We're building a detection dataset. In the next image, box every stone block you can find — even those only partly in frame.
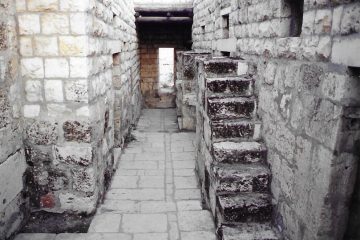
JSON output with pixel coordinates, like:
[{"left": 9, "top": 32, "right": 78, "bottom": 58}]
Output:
[
  {"left": 41, "top": 13, "right": 69, "bottom": 35},
  {"left": 70, "top": 58, "right": 89, "bottom": 78},
  {"left": 23, "top": 105, "right": 40, "bottom": 118},
  {"left": 122, "top": 214, "right": 167, "bottom": 233},
  {"left": 59, "top": 36, "right": 88, "bottom": 56},
  {"left": 44, "top": 80, "right": 64, "bottom": 102},
  {"left": 54, "top": 145, "right": 93, "bottom": 166},
  {"left": 59, "top": 0, "right": 90, "bottom": 11},
  {"left": 64, "top": 80, "right": 88, "bottom": 102},
  {"left": 45, "top": 58, "right": 69, "bottom": 78},
  {"left": 63, "top": 121, "right": 91, "bottom": 143},
  {"left": 27, "top": 0, "right": 58, "bottom": 12},
  {"left": 0, "top": 151, "right": 26, "bottom": 213},
  {"left": 18, "top": 14, "right": 40, "bottom": 35},
  {"left": 59, "top": 192, "right": 96, "bottom": 214},
  {"left": 332, "top": 36, "right": 360, "bottom": 67},
  {"left": 25, "top": 80, "right": 43, "bottom": 102},
  {"left": 20, "top": 37, "right": 33, "bottom": 56},
  {"left": 72, "top": 167, "right": 96, "bottom": 193},
  {"left": 21, "top": 58, "right": 44, "bottom": 78},
  {"left": 34, "top": 37, "right": 58, "bottom": 56},
  {"left": 207, "top": 97, "right": 256, "bottom": 120},
  {"left": 26, "top": 121, "right": 58, "bottom": 145}
]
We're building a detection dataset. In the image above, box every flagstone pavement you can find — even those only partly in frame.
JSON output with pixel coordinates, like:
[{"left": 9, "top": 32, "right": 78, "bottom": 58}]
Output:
[{"left": 15, "top": 109, "right": 216, "bottom": 240}]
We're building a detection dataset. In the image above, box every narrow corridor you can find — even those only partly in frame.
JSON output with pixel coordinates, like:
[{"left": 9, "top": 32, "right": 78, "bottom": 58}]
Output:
[{"left": 15, "top": 109, "right": 216, "bottom": 240}]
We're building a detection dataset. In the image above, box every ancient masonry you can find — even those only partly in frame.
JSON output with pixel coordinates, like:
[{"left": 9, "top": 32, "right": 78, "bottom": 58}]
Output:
[{"left": 0, "top": 0, "right": 360, "bottom": 239}]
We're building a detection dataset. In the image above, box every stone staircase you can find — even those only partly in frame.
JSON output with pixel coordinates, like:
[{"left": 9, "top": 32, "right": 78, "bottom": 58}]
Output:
[{"left": 195, "top": 57, "right": 281, "bottom": 240}]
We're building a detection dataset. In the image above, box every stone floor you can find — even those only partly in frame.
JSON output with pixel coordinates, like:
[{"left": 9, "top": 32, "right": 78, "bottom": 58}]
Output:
[{"left": 15, "top": 109, "right": 216, "bottom": 240}]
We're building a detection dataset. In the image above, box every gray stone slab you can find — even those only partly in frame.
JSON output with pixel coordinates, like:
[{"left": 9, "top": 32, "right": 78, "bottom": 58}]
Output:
[
  {"left": 88, "top": 213, "right": 122, "bottom": 233},
  {"left": 178, "top": 211, "right": 215, "bottom": 231},
  {"left": 181, "top": 231, "right": 216, "bottom": 240},
  {"left": 122, "top": 214, "right": 168, "bottom": 233}
]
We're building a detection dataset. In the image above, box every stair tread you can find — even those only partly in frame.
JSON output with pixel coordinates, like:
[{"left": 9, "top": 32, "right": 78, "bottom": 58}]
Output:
[
  {"left": 222, "top": 223, "right": 280, "bottom": 240},
  {"left": 213, "top": 141, "right": 266, "bottom": 152}
]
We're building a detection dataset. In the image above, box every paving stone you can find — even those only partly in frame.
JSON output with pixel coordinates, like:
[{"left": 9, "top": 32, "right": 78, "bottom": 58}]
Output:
[
  {"left": 177, "top": 200, "right": 203, "bottom": 211},
  {"left": 174, "top": 176, "right": 198, "bottom": 189},
  {"left": 173, "top": 161, "right": 195, "bottom": 169},
  {"left": 119, "top": 161, "right": 158, "bottom": 170},
  {"left": 14, "top": 234, "right": 56, "bottom": 240},
  {"left": 106, "top": 189, "right": 165, "bottom": 201},
  {"left": 172, "top": 152, "right": 196, "bottom": 161},
  {"left": 181, "top": 231, "right": 217, "bottom": 240},
  {"left": 174, "top": 169, "right": 195, "bottom": 176},
  {"left": 139, "top": 176, "right": 164, "bottom": 188},
  {"left": 122, "top": 214, "right": 168, "bottom": 233},
  {"left": 101, "top": 200, "right": 139, "bottom": 213},
  {"left": 88, "top": 213, "right": 121, "bottom": 233},
  {"left": 178, "top": 211, "right": 215, "bottom": 231},
  {"left": 175, "top": 189, "right": 201, "bottom": 200},
  {"left": 111, "top": 176, "right": 138, "bottom": 189},
  {"left": 135, "top": 153, "right": 165, "bottom": 161},
  {"left": 134, "top": 233, "right": 168, "bottom": 240},
  {"left": 140, "top": 201, "right": 176, "bottom": 213}
]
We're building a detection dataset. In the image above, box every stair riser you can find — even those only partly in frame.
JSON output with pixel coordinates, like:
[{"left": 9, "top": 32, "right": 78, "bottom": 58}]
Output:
[
  {"left": 207, "top": 79, "right": 253, "bottom": 96},
  {"left": 207, "top": 99, "right": 256, "bottom": 120},
  {"left": 214, "top": 174, "right": 271, "bottom": 194},
  {"left": 213, "top": 149, "right": 267, "bottom": 164},
  {"left": 216, "top": 198, "right": 272, "bottom": 223},
  {"left": 204, "top": 62, "right": 239, "bottom": 77},
  {"left": 211, "top": 122, "right": 261, "bottom": 140}
]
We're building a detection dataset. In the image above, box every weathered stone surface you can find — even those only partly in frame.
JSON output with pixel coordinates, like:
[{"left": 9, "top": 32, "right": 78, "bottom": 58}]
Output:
[
  {"left": 54, "top": 145, "right": 93, "bottom": 166},
  {"left": 213, "top": 164, "right": 271, "bottom": 193},
  {"left": 207, "top": 97, "right": 256, "bottom": 120},
  {"left": 206, "top": 76, "right": 253, "bottom": 96},
  {"left": 63, "top": 121, "right": 91, "bottom": 143},
  {"left": 221, "top": 223, "right": 280, "bottom": 240},
  {"left": 213, "top": 141, "right": 266, "bottom": 164},
  {"left": 26, "top": 121, "right": 58, "bottom": 145},
  {"left": 211, "top": 120, "right": 258, "bottom": 139},
  {"left": 217, "top": 193, "right": 272, "bottom": 223}
]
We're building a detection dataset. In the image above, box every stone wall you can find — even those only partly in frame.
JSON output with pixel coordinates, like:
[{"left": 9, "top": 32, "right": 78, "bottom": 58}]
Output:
[
  {"left": 192, "top": 0, "right": 360, "bottom": 239},
  {"left": 17, "top": 0, "right": 141, "bottom": 217},
  {"left": 0, "top": 1, "right": 27, "bottom": 239}
]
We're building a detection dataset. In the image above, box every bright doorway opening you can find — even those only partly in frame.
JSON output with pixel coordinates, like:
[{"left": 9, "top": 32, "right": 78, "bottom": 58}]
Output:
[{"left": 159, "top": 48, "right": 175, "bottom": 94}]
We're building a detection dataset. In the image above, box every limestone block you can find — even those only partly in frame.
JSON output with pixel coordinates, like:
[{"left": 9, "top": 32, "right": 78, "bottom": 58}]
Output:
[
  {"left": 331, "top": 6, "right": 343, "bottom": 35},
  {"left": 314, "top": 9, "right": 332, "bottom": 34},
  {"left": 70, "top": 57, "right": 89, "bottom": 78},
  {"left": 60, "top": 0, "right": 90, "bottom": 11},
  {"left": 70, "top": 13, "right": 90, "bottom": 35},
  {"left": 45, "top": 58, "right": 69, "bottom": 78},
  {"left": 59, "top": 36, "right": 88, "bottom": 56},
  {"left": 21, "top": 58, "right": 44, "bottom": 78},
  {"left": 18, "top": 14, "right": 40, "bottom": 35},
  {"left": 54, "top": 145, "right": 93, "bottom": 166},
  {"left": 63, "top": 121, "right": 91, "bottom": 143},
  {"left": 64, "top": 80, "right": 88, "bottom": 102},
  {"left": 34, "top": 37, "right": 58, "bottom": 56},
  {"left": 72, "top": 167, "right": 96, "bottom": 193},
  {"left": 26, "top": 121, "right": 58, "bottom": 145},
  {"left": 332, "top": 36, "right": 360, "bottom": 67},
  {"left": 47, "top": 104, "right": 72, "bottom": 117},
  {"left": 16, "top": 0, "right": 27, "bottom": 11},
  {"left": 19, "top": 37, "right": 33, "bottom": 56},
  {"left": 23, "top": 104, "right": 40, "bottom": 118},
  {"left": 302, "top": 11, "right": 315, "bottom": 35},
  {"left": 0, "top": 151, "right": 26, "bottom": 213},
  {"left": 41, "top": 13, "right": 69, "bottom": 35},
  {"left": 25, "top": 80, "right": 43, "bottom": 102},
  {"left": 44, "top": 80, "right": 64, "bottom": 102},
  {"left": 27, "top": 0, "right": 58, "bottom": 12},
  {"left": 340, "top": 4, "right": 360, "bottom": 35},
  {"left": 76, "top": 106, "right": 90, "bottom": 117},
  {"left": 59, "top": 192, "right": 96, "bottom": 214}
]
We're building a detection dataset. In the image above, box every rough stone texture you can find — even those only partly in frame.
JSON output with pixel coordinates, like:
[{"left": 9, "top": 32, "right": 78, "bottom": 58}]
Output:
[
  {"left": 192, "top": 0, "right": 360, "bottom": 239},
  {"left": 0, "top": 0, "right": 28, "bottom": 239},
  {"left": 15, "top": 0, "right": 142, "bottom": 223}
]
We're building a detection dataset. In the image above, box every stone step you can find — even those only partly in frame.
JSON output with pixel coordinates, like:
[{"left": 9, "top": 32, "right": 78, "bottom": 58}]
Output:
[
  {"left": 213, "top": 141, "right": 267, "bottom": 164},
  {"left": 216, "top": 193, "right": 272, "bottom": 224},
  {"left": 206, "top": 76, "right": 254, "bottom": 97},
  {"left": 220, "top": 223, "right": 281, "bottom": 240},
  {"left": 207, "top": 97, "right": 256, "bottom": 120},
  {"left": 203, "top": 58, "right": 253, "bottom": 77},
  {"left": 211, "top": 119, "right": 261, "bottom": 140},
  {"left": 212, "top": 163, "right": 271, "bottom": 194}
]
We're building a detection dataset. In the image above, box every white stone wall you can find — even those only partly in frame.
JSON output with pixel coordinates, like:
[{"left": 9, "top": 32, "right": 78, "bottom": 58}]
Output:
[
  {"left": 16, "top": 0, "right": 141, "bottom": 217},
  {"left": 0, "top": 1, "right": 27, "bottom": 239},
  {"left": 192, "top": 0, "right": 360, "bottom": 239}
]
